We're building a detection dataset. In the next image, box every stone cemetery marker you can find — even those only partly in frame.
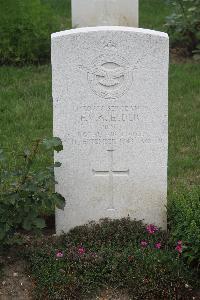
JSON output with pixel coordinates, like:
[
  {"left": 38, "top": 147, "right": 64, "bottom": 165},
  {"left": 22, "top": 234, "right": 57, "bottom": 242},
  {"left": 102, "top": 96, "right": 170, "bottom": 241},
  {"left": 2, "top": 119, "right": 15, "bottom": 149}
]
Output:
[
  {"left": 72, "top": 0, "right": 138, "bottom": 28},
  {"left": 52, "top": 27, "right": 169, "bottom": 233}
]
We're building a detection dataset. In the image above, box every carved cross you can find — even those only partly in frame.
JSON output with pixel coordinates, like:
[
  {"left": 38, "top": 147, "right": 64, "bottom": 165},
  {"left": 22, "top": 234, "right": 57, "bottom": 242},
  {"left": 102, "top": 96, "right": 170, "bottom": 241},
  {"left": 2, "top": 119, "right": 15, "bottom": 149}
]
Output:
[{"left": 92, "top": 150, "right": 129, "bottom": 210}]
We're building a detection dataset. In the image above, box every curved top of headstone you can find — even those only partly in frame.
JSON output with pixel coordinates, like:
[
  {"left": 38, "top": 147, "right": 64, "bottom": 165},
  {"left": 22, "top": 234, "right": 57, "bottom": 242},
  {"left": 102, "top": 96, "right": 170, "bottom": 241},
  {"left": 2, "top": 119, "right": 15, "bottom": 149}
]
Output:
[{"left": 51, "top": 26, "right": 168, "bottom": 40}]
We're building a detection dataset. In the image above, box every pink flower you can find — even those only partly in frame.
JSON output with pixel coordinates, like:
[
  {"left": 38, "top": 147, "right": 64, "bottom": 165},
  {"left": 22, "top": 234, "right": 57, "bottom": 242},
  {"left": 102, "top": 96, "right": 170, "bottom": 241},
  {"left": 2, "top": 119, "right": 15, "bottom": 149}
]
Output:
[
  {"left": 146, "top": 224, "right": 158, "bottom": 235},
  {"left": 175, "top": 241, "right": 182, "bottom": 254},
  {"left": 155, "top": 242, "right": 162, "bottom": 249},
  {"left": 141, "top": 240, "right": 148, "bottom": 248},
  {"left": 56, "top": 251, "right": 64, "bottom": 258},
  {"left": 78, "top": 247, "right": 85, "bottom": 255}
]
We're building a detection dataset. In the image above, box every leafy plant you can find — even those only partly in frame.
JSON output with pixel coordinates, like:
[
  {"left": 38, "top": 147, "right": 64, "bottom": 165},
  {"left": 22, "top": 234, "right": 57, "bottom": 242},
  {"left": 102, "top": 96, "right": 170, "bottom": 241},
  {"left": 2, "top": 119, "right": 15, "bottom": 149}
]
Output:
[
  {"left": 0, "top": 137, "right": 65, "bottom": 245},
  {"left": 0, "top": 0, "right": 64, "bottom": 65},
  {"left": 165, "top": 0, "right": 200, "bottom": 58},
  {"left": 24, "top": 219, "right": 199, "bottom": 300},
  {"left": 168, "top": 186, "right": 200, "bottom": 268}
]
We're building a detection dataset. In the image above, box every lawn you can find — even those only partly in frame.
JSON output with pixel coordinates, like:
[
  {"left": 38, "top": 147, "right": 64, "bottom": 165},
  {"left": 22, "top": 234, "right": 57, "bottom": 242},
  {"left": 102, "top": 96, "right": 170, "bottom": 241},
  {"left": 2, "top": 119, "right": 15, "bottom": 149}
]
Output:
[
  {"left": 0, "top": 65, "right": 52, "bottom": 168},
  {"left": 168, "top": 63, "right": 200, "bottom": 188}
]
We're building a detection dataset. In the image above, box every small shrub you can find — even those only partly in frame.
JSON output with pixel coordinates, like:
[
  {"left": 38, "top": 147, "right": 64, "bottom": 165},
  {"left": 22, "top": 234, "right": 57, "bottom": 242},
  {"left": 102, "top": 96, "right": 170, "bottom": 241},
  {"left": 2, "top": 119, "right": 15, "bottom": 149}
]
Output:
[
  {"left": 0, "top": 0, "right": 62, "bottom": 65},
  {"left": 168, "top": 186, "right": 200, "bottom": 268},
  {"left": 0, "top": 137, "right": 65, "bottom": 246},
  {"left": 25, "top": 219, "right": 199, "bottom": 300},
  {"left": 165, "top": 0, "right": 200, "bottom": 58}
]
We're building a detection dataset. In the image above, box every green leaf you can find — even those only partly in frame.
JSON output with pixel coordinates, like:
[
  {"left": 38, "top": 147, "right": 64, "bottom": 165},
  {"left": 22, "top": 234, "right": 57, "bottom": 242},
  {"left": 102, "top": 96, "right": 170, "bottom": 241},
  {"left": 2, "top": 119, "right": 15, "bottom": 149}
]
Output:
[
  {"left": 33, "top": 218, "right": 46, "bottom": 229},
  {"left": 54, "top": 161, "right": 62, "bottom": 167},
  {"left": 0, "top": 138, "right": 66, "bottom": 245},
  {"left": 8, "top": 193, "right": 19, "bottom": 205},
  {"left": 188, "top": 7, "right": 196, "bottom": 12},
  {"left": 42, "top": 137, "right": 63, "bottom": 152},
  {"left": 193, "top": 54, "right": 200, "bottom": 60},
  {"left": 22, "top": 218, "right": 32, "bottom": 231},
  {"left": 54, "top": 193, "right": 66, "bottom": 210}
]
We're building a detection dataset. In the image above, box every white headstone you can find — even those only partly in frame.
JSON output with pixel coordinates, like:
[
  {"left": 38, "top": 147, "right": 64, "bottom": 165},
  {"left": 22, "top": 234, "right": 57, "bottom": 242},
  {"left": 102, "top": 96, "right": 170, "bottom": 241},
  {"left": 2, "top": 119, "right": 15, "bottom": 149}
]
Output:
[
  {"left": 72, "top": 0, "right": 138, "bottom": 28},
  {"left": 52, "top": 27, "right": 169, "bottom": 233}
]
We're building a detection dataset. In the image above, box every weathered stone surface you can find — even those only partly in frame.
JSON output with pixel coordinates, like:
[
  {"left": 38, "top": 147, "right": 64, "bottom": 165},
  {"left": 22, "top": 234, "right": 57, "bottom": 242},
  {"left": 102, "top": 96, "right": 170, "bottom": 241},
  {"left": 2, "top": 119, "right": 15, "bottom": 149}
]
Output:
[
  {"left": 72, "top": 0, "right": 138, "bottom": 28},
  {"left": 52, "top": 27, "right": 169, "bottom": 233}
]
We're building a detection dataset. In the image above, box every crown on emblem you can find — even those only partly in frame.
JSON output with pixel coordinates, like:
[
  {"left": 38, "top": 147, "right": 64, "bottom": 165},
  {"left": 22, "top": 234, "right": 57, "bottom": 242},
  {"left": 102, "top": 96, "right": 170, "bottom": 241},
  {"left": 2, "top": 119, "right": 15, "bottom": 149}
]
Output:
[{"left": 104, "top": 41, "right": 117, "bottom": 50}]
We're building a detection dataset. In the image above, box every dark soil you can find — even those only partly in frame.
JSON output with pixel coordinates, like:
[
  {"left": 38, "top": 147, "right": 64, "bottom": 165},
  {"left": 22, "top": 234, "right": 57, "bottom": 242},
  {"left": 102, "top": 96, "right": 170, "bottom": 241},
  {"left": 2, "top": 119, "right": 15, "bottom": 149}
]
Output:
[
  {"left": 0, "top": 259, "right": 33, "bottom": 300},
  {"left": 0, "top": 255, "right": 130, "bottom": 300}
]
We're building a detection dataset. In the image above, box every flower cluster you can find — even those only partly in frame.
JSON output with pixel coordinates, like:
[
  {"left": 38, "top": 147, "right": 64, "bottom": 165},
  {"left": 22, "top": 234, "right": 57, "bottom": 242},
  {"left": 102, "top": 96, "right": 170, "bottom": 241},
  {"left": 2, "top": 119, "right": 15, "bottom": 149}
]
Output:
[
  {"left": 140, "top": 224, "right": 161, "bottom": 250},
  {"left": 78, "top": 246, "right": 85, "bottom": 255},
  {"left": 146, "top": 224, "right": 158, "bottom": 234},
  {"left": 140, "top": 240, "right": 162, "bottom": 249},
  {"left": 175, "top": 240, "right": 182, "bottom": 254},
  {"left": 139, "top": 224, "right": 183, "bottom": 255},
  {"left": 155, "top": 242, "right": 162, "bottom": 249},
  {"left": 55, "top": 225, "right": 183, "bottom": 261},
  {"left": 56, "top": 246, "right": 86, "bottom": 259},
  {"left": 141, "top": 240, "right": 148, "bottom": 248},
  {"left": 56, "top": 251, "right": 64, "bottom": 258}
]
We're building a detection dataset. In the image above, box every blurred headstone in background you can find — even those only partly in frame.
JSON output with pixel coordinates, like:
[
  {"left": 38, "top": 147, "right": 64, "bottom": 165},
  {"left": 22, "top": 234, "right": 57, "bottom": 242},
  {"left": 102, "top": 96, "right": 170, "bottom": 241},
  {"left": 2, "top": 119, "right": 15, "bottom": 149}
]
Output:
[{"left": 72, "top": 0, "right": 138, "bottom": 28}]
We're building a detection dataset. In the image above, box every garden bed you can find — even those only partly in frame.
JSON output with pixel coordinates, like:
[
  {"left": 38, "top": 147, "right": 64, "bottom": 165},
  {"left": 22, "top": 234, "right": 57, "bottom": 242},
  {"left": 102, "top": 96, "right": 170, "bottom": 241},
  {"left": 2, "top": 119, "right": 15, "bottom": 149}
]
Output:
[{"left": 1, "top": 219, "right": 199, "bottom": 300}]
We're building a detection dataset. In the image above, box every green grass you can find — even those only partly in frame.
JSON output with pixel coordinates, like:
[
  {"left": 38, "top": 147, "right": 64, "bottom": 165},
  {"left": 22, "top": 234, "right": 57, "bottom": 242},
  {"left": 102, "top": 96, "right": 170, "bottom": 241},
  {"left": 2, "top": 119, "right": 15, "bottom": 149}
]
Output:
[
  {"left": 0, "top": 65, "right": 52, "bottom": 167},
  {"left": 169, "top": 63, "right": 200, "bottom": 187},
  {"left": 140, "top": 0, "right": 172, "bottom": 31},
  {"left": 42, "top": 0, "right": 70, "bottom": 16},
  {"left": 42, "top": 0, "right": 71, "bottom": 28}
]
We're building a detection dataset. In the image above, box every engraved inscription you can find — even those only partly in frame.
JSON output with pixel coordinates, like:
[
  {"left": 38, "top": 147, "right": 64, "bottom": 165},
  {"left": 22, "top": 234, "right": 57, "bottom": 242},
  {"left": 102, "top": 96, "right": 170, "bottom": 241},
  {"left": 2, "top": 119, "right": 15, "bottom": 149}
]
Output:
[
  {"left": 93, "top": 149, "right": 129, "bottom": 210},
  {"left": 64, "top": 104, "right": 166, "bottom": 146},
  {"left": 77, "top": 104, "right": 142, "bottom": 123}
]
